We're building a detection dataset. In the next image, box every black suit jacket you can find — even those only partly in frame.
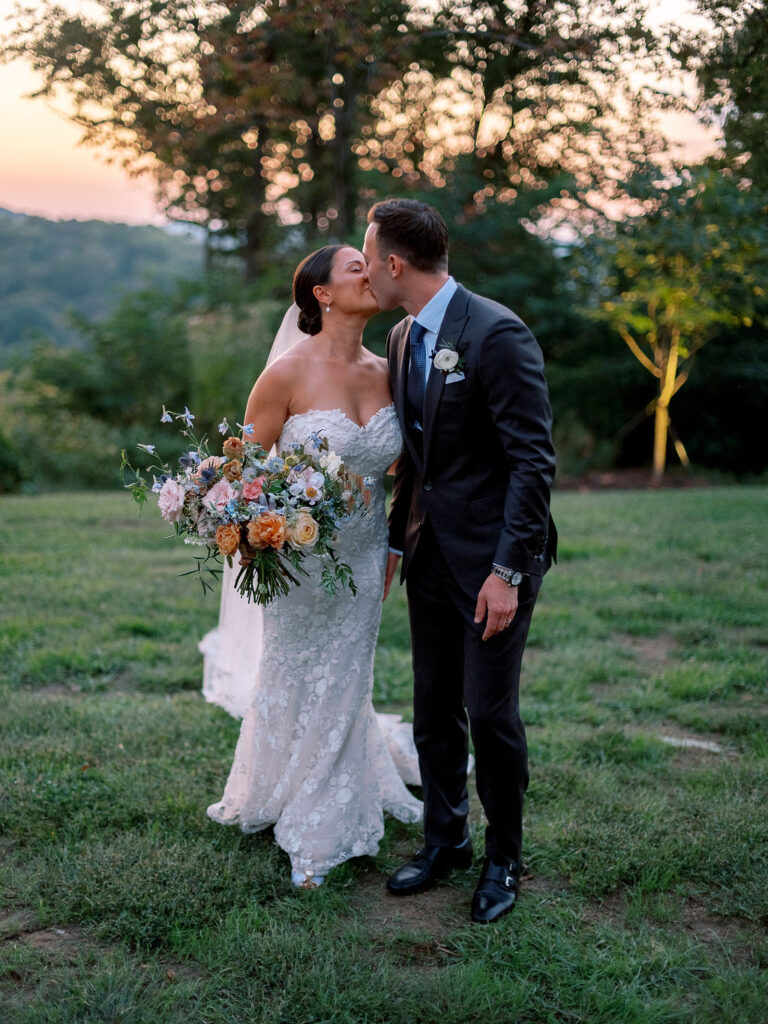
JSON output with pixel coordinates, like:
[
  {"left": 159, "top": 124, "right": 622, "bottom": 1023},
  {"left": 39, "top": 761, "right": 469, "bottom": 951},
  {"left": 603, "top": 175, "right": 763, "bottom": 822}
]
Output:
[{"left": 387, "top": 284, "right": 557, "bottom": 593}]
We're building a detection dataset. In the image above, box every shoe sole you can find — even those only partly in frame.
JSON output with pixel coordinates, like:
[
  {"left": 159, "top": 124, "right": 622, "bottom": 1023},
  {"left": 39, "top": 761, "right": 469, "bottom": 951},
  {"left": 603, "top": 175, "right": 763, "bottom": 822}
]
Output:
[{"left": 470, "top": 897, "right": 518, "bottom": 923}]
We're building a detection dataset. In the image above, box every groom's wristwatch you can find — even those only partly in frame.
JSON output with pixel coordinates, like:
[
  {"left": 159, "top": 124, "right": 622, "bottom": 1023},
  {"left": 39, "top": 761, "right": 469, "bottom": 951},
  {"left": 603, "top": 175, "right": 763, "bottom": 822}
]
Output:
[{"left": 492, "top": 564, "right": 524, "bottom": 587}]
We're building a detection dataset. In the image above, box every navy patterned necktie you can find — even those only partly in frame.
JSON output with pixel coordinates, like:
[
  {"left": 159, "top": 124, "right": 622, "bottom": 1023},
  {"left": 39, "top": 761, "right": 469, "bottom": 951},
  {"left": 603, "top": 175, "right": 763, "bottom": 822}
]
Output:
[{"left": 406, "top": 320, "right": 427, "bottom": 431}]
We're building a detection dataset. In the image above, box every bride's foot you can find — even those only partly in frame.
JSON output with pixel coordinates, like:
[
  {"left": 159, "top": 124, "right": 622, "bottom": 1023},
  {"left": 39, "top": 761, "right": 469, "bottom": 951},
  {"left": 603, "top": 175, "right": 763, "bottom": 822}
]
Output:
[{"left": 291, "top": 869, "right": 325, "bottom": 889}]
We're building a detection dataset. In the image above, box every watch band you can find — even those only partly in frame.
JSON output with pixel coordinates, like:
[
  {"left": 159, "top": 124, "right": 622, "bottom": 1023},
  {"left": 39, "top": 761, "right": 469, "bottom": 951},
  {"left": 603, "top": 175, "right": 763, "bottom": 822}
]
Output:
[{"left": 492, "top": 564, "right": 524, "bottom": 587}]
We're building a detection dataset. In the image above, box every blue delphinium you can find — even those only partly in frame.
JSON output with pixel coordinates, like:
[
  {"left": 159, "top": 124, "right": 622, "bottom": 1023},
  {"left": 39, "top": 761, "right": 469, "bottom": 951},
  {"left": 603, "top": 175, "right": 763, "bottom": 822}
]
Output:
[{"left": 179, "top": 451, "right": 201, "bottom": 470}]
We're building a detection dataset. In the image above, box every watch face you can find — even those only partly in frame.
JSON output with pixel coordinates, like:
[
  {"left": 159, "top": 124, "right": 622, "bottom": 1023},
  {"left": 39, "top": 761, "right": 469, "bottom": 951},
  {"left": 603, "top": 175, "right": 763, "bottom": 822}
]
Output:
[{"left": 510, "top": 571, "right": 523, "bottom": 586}]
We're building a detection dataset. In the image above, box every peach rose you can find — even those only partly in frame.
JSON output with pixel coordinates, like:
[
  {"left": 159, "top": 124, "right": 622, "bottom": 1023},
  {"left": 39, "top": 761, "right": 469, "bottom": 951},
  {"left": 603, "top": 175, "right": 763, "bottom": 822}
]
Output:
[
  {"left": 247, "top": 511, "right": 287, "bottom": 550},
  {"left": 202, "top": 478, "right": 236, "bottom": 513},
  {"left": 288, "top": 511, "right": 319, "bottom": 549},
  {"left": 157, "top": 478, "right": 186, "bottom": 523},
  {"left": 222, "top": 436, "right": 245, "bottom": 459},
  {"left": 216, "top": 522, "right": 241, "bottom": 557},
  {"left": 223, "top": 459, "right": 243, "bottom": 481},
  {"left": 242, "top": 476, "right": 267, "bottom": 501},
  {"left": 193, "top": 455, "right": 225, "bottom": 483}
]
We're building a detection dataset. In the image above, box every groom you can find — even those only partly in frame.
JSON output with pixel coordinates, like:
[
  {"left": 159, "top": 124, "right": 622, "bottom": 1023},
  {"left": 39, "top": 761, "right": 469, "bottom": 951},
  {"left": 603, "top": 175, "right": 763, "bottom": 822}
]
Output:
[{"left": 363, "top": 198, "right": 557, "bottom": 923}]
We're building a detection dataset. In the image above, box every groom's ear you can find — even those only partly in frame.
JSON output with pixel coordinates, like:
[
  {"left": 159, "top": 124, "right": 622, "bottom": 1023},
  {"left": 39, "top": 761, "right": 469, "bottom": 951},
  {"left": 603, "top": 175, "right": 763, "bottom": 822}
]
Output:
[{"left": 388, "top": 254, "right": 403, "bottom": 278}]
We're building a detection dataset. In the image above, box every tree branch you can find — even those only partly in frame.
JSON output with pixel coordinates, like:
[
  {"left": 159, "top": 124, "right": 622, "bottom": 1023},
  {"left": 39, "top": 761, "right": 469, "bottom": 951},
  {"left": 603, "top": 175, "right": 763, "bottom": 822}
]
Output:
[{"left": 617, "top": 325, "right": 661, "bottom": 377}]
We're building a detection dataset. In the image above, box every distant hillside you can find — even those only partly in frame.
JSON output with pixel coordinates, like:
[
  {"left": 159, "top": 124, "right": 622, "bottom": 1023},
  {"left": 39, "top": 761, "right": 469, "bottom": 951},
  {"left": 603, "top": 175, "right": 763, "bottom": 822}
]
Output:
[{"left": 0, "top": 209, "right": 204, "bottom": 358}]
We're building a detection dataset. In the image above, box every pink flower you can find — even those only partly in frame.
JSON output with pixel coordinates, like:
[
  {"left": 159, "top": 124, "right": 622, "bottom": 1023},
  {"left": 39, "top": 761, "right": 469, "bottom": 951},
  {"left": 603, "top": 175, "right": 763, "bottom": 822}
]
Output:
[
  {"left": 242, "top": 476, "right": 267, "bottom": 502},
  {"left": 157, "top": 479, "right": 187, "bottom": 523},
  {"left": 202, "top": 478, "right": 236, "bottom": 513}
]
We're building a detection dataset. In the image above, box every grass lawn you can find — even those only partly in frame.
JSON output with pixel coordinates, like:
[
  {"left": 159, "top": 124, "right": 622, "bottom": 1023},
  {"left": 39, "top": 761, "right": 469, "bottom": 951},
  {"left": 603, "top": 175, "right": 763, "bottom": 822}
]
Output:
[{"left": 1, "top": 487, "right": 767, "bottom": 1023}]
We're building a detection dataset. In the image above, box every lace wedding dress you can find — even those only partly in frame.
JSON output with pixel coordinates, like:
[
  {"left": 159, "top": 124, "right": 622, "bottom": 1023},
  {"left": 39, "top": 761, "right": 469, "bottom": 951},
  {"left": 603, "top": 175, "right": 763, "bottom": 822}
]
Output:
[{"left": 204, "top": 405, "right": 422, "bottom": 879}]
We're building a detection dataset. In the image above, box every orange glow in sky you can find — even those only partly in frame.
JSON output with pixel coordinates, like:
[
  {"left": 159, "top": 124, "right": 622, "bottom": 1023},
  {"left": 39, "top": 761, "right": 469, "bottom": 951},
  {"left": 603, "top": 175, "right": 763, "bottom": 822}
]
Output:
[{"left": 0, "top": 0, "right": 718, "bottom": 225}]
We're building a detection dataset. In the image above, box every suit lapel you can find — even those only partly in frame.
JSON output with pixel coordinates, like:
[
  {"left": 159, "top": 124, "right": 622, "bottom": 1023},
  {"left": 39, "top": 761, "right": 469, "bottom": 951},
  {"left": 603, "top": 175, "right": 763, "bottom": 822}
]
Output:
[
  {"left": 392, "top": 317, "right": 422, "bottom": 468},
  {"left": 422, "top": 286, "right": 471, "bottom": 469}
]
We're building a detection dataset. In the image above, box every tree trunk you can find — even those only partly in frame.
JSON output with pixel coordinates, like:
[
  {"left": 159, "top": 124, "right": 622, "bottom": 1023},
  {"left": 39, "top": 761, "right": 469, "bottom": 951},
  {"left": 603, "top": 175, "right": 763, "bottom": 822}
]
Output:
[
  {"left": 330, "top": 73, "right": 355, "bottom": 239},
  {"left": 652, "top": 399, "right": 669, "bottom": 484},
  {"left": 244, "top": 123, "right": 268, "bottom": 282},
  {"left": 651, "top": 330, "right": 681, "bottom": 484}
]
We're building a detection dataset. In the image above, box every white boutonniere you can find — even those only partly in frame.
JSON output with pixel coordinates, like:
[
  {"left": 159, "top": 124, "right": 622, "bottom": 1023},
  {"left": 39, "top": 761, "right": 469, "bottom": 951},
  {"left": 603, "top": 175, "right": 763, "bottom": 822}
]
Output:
[{"left": 431, "top": 337, "right": 467, "bottom": 376}]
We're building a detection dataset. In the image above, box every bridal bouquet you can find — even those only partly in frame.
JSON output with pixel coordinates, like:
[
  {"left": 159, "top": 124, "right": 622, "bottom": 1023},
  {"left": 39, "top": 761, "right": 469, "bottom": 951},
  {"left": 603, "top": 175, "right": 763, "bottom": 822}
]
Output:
[{"left": 121, "top": 407, "right": 367, "bottom": 605}]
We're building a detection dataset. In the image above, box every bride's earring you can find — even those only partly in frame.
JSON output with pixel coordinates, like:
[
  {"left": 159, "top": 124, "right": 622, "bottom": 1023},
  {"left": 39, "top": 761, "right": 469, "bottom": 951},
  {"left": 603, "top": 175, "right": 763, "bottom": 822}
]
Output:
[{"left": 325, "top": 302, "right": 331, "bottom": 313}]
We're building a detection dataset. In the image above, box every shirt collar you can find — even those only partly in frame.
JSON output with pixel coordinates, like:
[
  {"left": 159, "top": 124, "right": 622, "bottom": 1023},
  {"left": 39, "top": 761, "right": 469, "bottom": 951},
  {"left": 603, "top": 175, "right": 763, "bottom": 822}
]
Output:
[{"left": 413, "top": 277, "right": 457, "bottom": 338}]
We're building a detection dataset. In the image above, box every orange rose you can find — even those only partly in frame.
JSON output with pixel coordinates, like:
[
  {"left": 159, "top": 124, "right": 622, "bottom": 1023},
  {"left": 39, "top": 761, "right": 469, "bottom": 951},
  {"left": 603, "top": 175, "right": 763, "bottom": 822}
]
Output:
[
  {"left": 216, "top": 522, "right": 241, "bottom": 557},
  {"left": 223, "top": 459, "right": 243, "bottom": 481},
  {"left": 247, "top": 511, "right": 287, "bottom": 550},
  {"left": 222, "top": 436, "right": 245, "bottom": 459},
  {"left": 288, "top": 511, "right": 320, "bottom": 549}
]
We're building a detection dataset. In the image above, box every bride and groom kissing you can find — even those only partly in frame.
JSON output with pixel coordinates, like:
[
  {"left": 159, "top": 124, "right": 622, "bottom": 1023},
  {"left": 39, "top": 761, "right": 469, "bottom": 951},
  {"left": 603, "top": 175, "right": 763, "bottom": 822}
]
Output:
[{"left": 203, "top": 197, "right": 557, "bottom": 924}]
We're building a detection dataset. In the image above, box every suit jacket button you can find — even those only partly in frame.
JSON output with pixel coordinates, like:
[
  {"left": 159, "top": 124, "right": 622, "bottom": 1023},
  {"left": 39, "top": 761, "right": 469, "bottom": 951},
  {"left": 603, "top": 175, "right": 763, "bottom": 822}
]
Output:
[{"left": 423, "top": 481, "right": 432, "bottom": 491}]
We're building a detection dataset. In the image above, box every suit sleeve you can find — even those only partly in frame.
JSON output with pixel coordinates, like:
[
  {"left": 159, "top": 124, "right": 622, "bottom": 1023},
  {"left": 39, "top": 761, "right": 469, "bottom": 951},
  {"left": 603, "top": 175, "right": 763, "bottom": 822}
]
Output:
[
  {"left": 476, "top": 315, "right": 556, "bottom": 575},
  {"left": 388, "top": 448, "right": 415, "bottom": 552}
]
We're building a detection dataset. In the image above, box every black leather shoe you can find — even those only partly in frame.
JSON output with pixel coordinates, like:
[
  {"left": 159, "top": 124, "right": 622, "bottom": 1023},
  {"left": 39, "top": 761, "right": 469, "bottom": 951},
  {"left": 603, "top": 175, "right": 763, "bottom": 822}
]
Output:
[
  {"left": 470, "top": 858, "right": 521, "bottom": 923},
  {"left": 386, "top": 841, "right": 473, "bottom": 896}
]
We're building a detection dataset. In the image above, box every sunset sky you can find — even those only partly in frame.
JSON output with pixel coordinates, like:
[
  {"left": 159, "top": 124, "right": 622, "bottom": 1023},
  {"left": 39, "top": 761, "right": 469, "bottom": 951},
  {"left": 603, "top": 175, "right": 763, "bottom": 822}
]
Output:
[{"left": 0, "top": 0, "right": 717, "bottom": 226}]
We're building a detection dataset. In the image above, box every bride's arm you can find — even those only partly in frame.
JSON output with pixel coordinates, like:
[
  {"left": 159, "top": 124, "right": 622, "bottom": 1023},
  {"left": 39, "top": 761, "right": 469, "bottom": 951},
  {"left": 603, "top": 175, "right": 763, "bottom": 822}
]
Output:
[{"left": 242, "top": 358, "right": 294, "bottom": 451}]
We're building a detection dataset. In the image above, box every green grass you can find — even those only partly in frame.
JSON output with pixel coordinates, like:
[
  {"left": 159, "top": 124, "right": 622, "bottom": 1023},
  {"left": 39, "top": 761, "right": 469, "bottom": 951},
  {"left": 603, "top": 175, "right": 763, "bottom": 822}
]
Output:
[{"left": 1, "top": 487, "right": 767, "bottom": 1023}]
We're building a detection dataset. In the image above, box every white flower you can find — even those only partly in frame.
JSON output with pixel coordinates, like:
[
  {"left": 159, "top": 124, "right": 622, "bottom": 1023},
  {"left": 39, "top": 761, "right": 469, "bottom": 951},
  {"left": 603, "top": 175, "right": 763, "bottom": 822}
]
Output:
[
  {"left": 320, "top": 452, "right": 342, "bottom": 477},
  {"left": 289, "top": 471, "right": 325, "bottom": 504},
  {"left": 433, "top": 348, "right": 460, "bottom": 372}
]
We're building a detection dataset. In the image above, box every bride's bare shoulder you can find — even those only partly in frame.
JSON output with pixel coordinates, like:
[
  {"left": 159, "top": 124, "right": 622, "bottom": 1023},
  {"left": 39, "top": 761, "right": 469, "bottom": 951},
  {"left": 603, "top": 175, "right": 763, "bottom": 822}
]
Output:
[
  {"left": 258, "top": 339, "right": 315, "bottom": 384},
  {"left": 361, "top": 349, "right": 389, "bottom": 373}
]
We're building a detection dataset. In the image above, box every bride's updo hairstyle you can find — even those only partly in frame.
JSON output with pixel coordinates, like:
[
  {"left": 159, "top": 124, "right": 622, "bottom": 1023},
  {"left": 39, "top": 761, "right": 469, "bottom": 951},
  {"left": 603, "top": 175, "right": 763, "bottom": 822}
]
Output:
[{"left": 293, "top": 244, "right": 344, "bottom": 335}]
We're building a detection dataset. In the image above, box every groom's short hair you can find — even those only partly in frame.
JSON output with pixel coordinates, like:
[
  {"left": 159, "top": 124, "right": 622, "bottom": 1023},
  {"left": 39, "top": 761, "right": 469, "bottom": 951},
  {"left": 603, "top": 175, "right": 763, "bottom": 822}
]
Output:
[{"left": 367, "top": 199, "right": 449, "bottom": 273}]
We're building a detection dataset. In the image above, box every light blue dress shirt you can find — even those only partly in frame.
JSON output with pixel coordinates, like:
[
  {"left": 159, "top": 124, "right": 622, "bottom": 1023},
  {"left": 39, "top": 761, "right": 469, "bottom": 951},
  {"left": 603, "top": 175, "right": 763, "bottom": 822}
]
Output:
[{"left": 410, "top": 276, "right": 458, "bottom": 387}]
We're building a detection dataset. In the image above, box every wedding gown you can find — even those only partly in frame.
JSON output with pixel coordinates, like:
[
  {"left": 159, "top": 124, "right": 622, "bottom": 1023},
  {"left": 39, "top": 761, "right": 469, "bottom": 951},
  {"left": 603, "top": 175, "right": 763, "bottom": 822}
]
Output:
[{"left": 204, "top": 404, "right": 423, "bottom": 878}]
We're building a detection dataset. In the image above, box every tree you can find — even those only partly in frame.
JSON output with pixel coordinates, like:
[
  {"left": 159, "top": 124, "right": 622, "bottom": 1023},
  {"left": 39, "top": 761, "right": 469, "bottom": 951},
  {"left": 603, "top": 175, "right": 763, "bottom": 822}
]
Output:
[
  {"left": 3, "top": 1, "right": 673, "bottom": 276},
  {"left": 368, "top": 1, "right": 671, "bottom": 213},
  {"left": 3, "top": 0, "right": 442, "bottom": 277},
  {"left": 686, "top": 1, "right": 768, "bottom": 190},
  {"left": 580, "top": 166, "right": 768, "bottom": 481}
]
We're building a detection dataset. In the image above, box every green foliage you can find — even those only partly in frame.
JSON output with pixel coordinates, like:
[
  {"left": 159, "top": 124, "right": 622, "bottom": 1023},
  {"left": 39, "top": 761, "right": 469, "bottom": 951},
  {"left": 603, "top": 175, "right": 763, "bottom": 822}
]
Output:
[
  {"left": 689, "top": 1, "right": 768, "bottom": 190},
  {"left": 0, "top": 210, "right": 203, "bottom": 358},
  {"left": 1, "top": 488, "right": 767, "bottom": 1021},
  {"left": 0, "top": 273, "right": 284, "bottom": 492},
  {"left": 577, "top": 166, "right": 768, "bottom": 478}
]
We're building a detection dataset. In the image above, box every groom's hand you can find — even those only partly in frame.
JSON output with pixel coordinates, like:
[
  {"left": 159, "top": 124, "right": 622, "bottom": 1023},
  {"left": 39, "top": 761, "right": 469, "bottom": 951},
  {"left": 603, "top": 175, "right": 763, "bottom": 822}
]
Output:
[
  {"left": 475, "top": 574, "right": 518, "bottom": 641},
  {"left": 383, "top": 551, "right": 401, "bottom": 601}
]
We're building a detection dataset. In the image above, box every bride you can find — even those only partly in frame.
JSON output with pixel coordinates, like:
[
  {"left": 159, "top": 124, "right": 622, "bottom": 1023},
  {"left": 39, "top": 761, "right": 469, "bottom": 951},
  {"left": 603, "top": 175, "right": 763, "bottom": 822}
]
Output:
[{"left": 203, "top": 244, "right": 422, "bottom": 887}]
